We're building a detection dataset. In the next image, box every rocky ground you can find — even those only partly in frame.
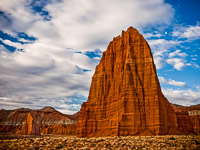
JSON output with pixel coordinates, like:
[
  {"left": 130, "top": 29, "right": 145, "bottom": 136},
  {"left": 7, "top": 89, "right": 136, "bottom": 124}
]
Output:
[{"left": 0, "top": 135, "right": 199, "bottom": 150}]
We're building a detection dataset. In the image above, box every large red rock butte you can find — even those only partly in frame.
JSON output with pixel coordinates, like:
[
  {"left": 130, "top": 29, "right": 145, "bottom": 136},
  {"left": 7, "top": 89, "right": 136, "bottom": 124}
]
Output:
[{"left": 77, "top": 27, "right": 194, "bottom": 137}]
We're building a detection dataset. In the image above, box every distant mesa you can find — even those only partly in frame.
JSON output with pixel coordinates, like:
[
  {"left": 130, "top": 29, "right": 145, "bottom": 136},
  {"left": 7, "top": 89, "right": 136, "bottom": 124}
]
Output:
[
  {"left": 40, "top": 106, "right": 57, "bottom": 112},
  {"left": 77, "top": 26, "right": 200, "bottom": 137},
  {"left": 0, "top": 107, "right": 78, "bottom": 136}
]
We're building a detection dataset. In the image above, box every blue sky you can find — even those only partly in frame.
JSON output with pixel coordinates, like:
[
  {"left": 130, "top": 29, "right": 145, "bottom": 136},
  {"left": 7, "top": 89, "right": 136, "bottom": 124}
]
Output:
[{"left": 0, "top": 0, "right": 199, "bottom": 114}]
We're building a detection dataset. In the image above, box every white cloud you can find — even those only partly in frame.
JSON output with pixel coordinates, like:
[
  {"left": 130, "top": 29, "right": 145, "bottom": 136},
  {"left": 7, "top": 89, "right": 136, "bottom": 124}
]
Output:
[
  {"left": 168, "top": 50, "right": 187, "bottom": 58},
  {"left": 162, "top": 88, "right": 200, "bottom": 106},
  {"left": 153, "top": 56, "right": 165, "bottom": 69},
  {"left": 166, "top": 58, "right": 185, "bottom": 70},
  {"left": 143, "top": 32, "right": 163, "bottom": 38},
  {"left": 148, "top": 39, "right": 181, "bottom": 57},
  {"left": 0, "top": 0, "right": 174, "bottom": 52},
  {"left": 0, "top": 44, "right": 97, "bottom": 114},
  {"left": 173, "top": 25, "right": 200, "bottom": 40},
  {"left": 147, "top": 39, "right": 181, "bottom": 70},
  {"left": 0, "top": 38, "right": 25, "bottom": 50},
  {"left": 165, "top": 50, "right": 187, "bottom": 70},
  {"left": 158, "top": 76, "right": 186, "bottom": 87},
  {"left": 0, "top": 0, "right": 43, "bottom": 36},
  {"left": 0, "top": 45, "right": 12, "bottom": 60},
  {"left": 194, "top": 64, "right": 200, "bottom": 69}
]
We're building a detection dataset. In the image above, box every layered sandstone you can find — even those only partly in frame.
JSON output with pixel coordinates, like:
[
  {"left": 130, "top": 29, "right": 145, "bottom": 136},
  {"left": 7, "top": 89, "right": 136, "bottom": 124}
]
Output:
[
  {"left": 171, "top": 104, "right": 200, "bottom": 112},
  {"left": 0, "top": 107, "right": 78, "bottom": 135},
  {"left": 175, "top": 112, "right": 194, "bottom": 134},
  {"left": 190, "top": 115, "right": 200, "bottom": 133},
  {"left": 77, "top": 27, "right": 179, "bottom": 137},
  {"left": 172, "top": 104, "right": 200, "bottom": 134},
  {"left": 20, "top": 113, "right": 41, "bottom": 135},
  {"left": 41, "top": 124, "right": 77, "bottom": 135}
]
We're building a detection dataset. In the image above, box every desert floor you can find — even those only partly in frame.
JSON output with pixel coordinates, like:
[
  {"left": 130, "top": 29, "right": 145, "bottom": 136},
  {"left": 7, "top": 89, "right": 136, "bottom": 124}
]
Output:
[{"left": 0, "top": 135, "right": 199, "bottom": 150}]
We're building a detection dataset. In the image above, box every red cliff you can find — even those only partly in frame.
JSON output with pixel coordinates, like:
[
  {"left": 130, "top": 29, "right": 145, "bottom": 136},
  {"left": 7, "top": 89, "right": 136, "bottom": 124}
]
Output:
[
  {"left": 77, "top": 27, "right": 179, "bottom": 137},
  {"left": 20, "top": 112, "right": 41, "bottom": 135},
  {"left": 0, "top": 107, "right": 78, "bottom": 135},
  {"left": 172, "top": 104, "right": 200, "bottom": 134}
]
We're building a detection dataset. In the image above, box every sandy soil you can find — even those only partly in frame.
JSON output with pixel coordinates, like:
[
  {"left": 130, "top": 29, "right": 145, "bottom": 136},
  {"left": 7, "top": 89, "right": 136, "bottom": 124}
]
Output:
[{"left": 0, "top": 135, "right": 199, "bottom": 150}]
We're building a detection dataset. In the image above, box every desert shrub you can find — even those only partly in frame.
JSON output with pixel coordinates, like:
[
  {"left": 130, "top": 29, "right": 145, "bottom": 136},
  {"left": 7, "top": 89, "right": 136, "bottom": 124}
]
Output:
[
  {"left": 168, "top": 137, "right": 176, "bottom": 140},
  {"left": 55, "top": 144, "right": 63, "bottom": 149}
]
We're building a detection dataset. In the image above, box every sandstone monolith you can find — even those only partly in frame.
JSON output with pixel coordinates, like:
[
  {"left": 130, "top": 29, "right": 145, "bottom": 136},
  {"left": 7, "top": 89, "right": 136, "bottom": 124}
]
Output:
[{"left": 77, "top": 27, "right": 179, "bottom": 137}]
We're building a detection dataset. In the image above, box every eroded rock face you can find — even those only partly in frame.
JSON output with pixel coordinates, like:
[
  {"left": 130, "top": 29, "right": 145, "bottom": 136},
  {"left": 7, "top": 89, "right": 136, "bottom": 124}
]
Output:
[
  {"left": 77, "top": 27, "right": 179, "bottom": 137},
  {"left": 41, "top": 124, "right": 77, "bottom": 135},
  {"left": 0, "top": 107, "right": 79, "bottom": 135},
  {"left": 172, "top": 104, "right": 200, "bottom": 134},
  {"left": 175, "top": 112, "right": 194, "bottom": 134},
  {"left": 20, "top": 113, "right": 41, "bottom": 135},
  {"left": 171, "top": 104, "right": 200, "bottom": 112},
  {"left": 190, "top": 115, "right": 200, "bottom": 134}
]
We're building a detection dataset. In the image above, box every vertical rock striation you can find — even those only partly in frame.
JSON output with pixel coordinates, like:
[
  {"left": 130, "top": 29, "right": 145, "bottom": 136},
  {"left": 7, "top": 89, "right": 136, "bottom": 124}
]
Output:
[
  {"left": 21, "top": 113, "right": 41, "bottom": 135},
  {"left": 172, "top": 104, "right": 200, "bottom": 134},
  {"left": 77, "top": 27, "right": 179, "bottom": 137},
  {"left": 0, "top": 107, "right": 79, "bottom": 135}
]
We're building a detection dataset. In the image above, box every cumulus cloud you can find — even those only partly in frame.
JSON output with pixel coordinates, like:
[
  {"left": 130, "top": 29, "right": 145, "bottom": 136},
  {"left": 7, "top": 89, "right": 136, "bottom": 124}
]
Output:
[
  {"left": 143, "top": 32, "right": 163, "bottom": 39},
  {"left": 165, "top": 49, "right": 188, "bottom": 70},
  {"left": 0, "top": 38, "right": 25, "bottom": 50},
  {"left": 0, "top": 0, "right": 174, "bottom": 51},
  {"left": 168, "top": 50, "right": 187, "bottom": 58},
  {"left": 0, "top": 44, "right": 96, "bottom": 114},
  {"left": 145, "top": 25, "right": 199, "bottom": 71},
  {"left": 173, "top": 25, "right": 200, "bottom": 40},
  {"left": 148, "top": 39, "right": 180, "bottom": 51},
  {"left": 158, "top": 76, "right": 186, "bottom": 87},
  {"left": 153, "top": 56, "right": 165, "bottom": 69},
  {"left": 147, "top": 39, "right": 181, "bottom": 70},
  {"left": 0, "top": 45, "right": 12, "bottom": 59},
  {"left": 162, "top": 88, "right": 200, "bottom": 106},
  {"left": 166, "top": 58, "right": 185, "bottom": 70}
]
